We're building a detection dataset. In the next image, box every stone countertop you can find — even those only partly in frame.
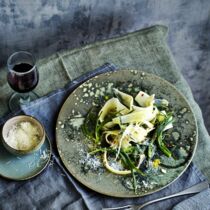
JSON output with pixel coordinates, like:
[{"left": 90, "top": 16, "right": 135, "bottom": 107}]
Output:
[{"left": 0, "top": 0, "right": 209, "bottom": 133}]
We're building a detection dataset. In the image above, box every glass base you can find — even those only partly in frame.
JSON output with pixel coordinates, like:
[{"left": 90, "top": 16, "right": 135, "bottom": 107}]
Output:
[{"left": 8, "top": 92, "right": 39, "bottom": 111}]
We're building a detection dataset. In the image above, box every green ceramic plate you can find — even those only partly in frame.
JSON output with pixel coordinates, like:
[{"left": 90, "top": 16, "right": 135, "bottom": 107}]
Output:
[
  {"left": 56, "top": 70, "right": 197, "bottom": 197},
  {"left": 0, "top": 136, "right": 51, "bottom": 180}
]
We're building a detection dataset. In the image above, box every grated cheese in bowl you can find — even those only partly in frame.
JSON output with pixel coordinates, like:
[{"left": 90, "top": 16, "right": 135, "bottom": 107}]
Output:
[
  {"left": 2, "top": 115, "right": 45, "bottom": 155},
  {"left": 6, "top": 121, "right": 40, "bottom": 151}
]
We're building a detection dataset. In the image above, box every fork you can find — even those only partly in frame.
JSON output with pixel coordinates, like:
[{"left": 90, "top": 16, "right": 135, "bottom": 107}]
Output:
[{"left": 102, "top": 181, "right": 209, "bottom": 210}]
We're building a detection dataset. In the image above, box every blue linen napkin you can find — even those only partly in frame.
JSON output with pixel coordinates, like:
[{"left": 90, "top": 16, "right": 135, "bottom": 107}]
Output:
[
  {"left": 0, "top": 63, "right": 209, "bottom": 210},
  {"left": 172, "top": 188, "right": 210, "bottom": 210}
]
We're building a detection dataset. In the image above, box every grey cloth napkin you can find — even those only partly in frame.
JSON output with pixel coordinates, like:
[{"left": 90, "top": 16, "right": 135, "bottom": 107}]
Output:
[
  {"left": 173, "top": 189, "right": 210, "bottom": 210},
  {"left": 0, "top": 63, "right": 209, "bottom": 210}
]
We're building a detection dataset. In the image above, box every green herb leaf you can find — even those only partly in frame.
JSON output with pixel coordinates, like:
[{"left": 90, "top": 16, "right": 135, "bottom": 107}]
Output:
[
  {"left": 121, "top": 151, "right": 145, "bottom": 176},
  {"left": 155, "top": 113, "right": 174, "bottom": 157}
]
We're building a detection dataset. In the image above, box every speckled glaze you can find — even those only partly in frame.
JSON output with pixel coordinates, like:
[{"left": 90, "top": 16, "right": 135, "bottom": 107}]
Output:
[
  {"left": 0, "top": 136, "right": 51, "bottom": 181},
  {"left": 56, "top": 70, "right": 197, "bottom": 197}
]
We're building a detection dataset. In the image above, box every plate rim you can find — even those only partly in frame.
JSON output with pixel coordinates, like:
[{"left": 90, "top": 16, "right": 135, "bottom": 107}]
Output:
[
  {"left": 0, "top": 135, "right": 52, "bottom": 181},
  {"left": 56, "top": 69, "right": 198, "bottom": 197}
]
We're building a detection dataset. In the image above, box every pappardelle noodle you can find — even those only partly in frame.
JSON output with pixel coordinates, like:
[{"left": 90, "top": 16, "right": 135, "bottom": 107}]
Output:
[{"left": 82, "top": 88, "right": 174, "bottom": 192}]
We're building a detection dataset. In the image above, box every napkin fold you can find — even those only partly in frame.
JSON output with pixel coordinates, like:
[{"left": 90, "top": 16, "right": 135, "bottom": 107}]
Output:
[
  {"left": 1, "top": 23, "right": 210, "bottom": 209},
  {"left": 1, "top": 25, "right": 210, "bottom": 179},
  {"left": 172, "top": 188, "right": 210, "bottom": 210},
  {"left": 0, "top": 63, "right": 206, "bottom": 210}
]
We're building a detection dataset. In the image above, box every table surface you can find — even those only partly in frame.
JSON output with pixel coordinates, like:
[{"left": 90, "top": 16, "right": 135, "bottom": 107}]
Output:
[{"left": 0, "top": 0, "right": 209, "bottom": 133}]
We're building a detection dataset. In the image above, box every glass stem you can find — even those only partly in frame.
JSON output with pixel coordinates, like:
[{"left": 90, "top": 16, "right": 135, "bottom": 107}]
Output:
[{"left": 19, "top": 93, "right": 31, "bottom": 105}]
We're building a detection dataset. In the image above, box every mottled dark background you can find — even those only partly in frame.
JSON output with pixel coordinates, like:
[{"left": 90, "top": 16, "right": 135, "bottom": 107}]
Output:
[{"left": 0, "top": 0, "right": 209, "bottom": 133}]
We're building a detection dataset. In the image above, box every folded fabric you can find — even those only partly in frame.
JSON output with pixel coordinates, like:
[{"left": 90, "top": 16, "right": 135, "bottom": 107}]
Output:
[
  {"left": 0, "top": 25, "right": 210, "bottom": 209},
  {"left": 172, "top": 188, "right": 210, "bottom": 210},
  {"left": 0, "top": 64, "right": 205, "bottom": 210},
  {"left": 1, "top": 25, "right": 209, "bottom": 180}
]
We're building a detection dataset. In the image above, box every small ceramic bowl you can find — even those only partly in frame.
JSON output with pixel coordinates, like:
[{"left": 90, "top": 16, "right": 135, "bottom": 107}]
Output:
[{"left": 2, "top": 115, "right": 45, "bottom": 155}]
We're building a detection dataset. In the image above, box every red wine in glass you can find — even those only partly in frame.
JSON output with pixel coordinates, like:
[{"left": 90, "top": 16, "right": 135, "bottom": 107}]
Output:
[
  {"left": 7, "top": 51, "right": 39, "bottom": 111},
  {"left": 7, "top": 63, "right": 39, "bottom": 93}
]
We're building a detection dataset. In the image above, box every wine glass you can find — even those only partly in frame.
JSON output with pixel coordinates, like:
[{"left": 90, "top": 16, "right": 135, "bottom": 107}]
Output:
[{"left": 7, "top": 51, "right": 39, "bottom": 111}]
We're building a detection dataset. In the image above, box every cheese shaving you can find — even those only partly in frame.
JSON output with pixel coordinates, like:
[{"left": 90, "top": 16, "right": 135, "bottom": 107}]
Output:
[{"left": 6, "top": 121, "right": 41, "bottom": 150}]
